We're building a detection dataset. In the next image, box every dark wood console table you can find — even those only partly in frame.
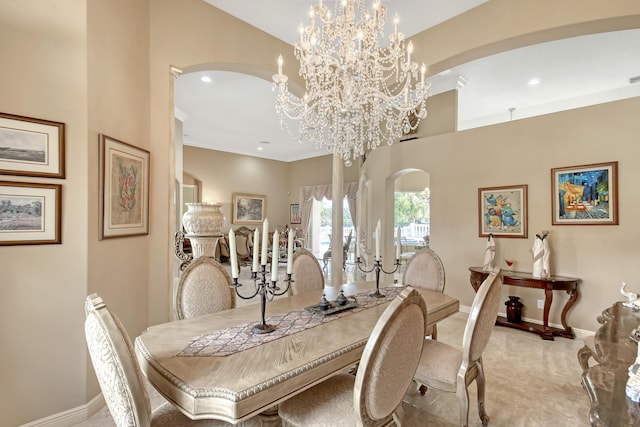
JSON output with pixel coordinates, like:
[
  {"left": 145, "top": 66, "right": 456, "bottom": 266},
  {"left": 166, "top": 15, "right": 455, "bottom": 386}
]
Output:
[
  {"left": 581, "top": 302, "right": 640, "bottom": 426},
  {"left": 469, "top": 267, "right": 579, "bottom": 340}
]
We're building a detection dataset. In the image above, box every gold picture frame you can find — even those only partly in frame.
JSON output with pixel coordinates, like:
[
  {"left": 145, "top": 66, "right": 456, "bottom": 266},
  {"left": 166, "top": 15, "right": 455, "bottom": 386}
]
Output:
[
  {"left": 99, "top": 134, "right": 150, "bottom": 239},
  {"left": 551, "top": 161, "right": 618, "bottom": 225},
  {"left": 0, "top": 181, "right": 62, "bottom": 245},
  {"left": 232, "top": 193, "right": 266, "bottom": 224},
  {"left": 0, "top": 112, "right": 65, "bottom": 178},
  {"left": 478, "top": 184, "right": 528, "bottom": 238}
]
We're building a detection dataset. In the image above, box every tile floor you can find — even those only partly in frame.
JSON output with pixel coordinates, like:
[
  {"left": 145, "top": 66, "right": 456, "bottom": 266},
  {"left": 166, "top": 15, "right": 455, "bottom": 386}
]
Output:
[{"left": 77, "top": 258, "right": 591, "bottom": 426}]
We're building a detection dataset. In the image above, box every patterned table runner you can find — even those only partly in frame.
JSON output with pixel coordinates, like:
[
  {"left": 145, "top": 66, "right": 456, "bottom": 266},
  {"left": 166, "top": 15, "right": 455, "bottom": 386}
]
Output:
[{"left": 177, "top": 286, "right": 404, "bottom": 357}]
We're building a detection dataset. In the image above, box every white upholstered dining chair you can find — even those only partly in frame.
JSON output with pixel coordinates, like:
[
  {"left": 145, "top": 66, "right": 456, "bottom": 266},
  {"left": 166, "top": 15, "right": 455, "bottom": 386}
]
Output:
[
  {"left": 289, "top": 247, "right": 324, "bottom": 296},
  {"left": 84, "top": 294, "right": 261, "bottom": 427},
  {"left": 413, "top": 267, "right": 502, "bottom": 427},
  {"left": 176, "top": 256, "right": 235, "bottom": 320},
  {"left": 278, "top": 287, "right": 427, "bottom": 426},
  {"left": 402, "top": 248, "right": 446, "bottom": 339}
]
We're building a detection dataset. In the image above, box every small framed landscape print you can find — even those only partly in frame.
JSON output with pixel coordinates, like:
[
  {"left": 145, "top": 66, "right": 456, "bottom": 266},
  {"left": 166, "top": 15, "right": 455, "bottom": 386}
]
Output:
[
  {"left": 478, "top": 184, "right": 528, "bottom": 238},
  {"left": 232, "top": 193, "right": 266, "bottom": 224},
  {"left": 0, "top": 181, "right": 61, "bottom": 245},
  {"left": 551, "top": 161, "right": 618, "bottom": 225},
  {"left": 290, "top": 204, "right": 301, "bottom": 224},
  {"left": 0, "top": 112, "right": 65, "bottom": 178},
  {"left": 99, "top": 134, "right": 150, "bottom": 239}
]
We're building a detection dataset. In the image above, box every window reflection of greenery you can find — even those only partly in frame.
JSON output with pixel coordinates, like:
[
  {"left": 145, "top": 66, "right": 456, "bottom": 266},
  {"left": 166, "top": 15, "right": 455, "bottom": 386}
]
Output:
[{"left": 395, "top": 189, "right": 430, "bottom": 227}]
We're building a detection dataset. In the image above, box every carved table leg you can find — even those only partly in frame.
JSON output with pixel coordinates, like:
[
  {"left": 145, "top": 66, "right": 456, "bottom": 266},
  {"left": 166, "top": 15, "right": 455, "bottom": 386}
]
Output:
[
  {"left": 577, "top": 344, "right": 596, "bottom": 371},
  {"left": 259, "top": 405, "right": 281, "bottom": 427},
  {"left": 559, "top": 288, "right": 578, "bottom": 338},
  {"left": 542, "top": 288, "right": 554, "bottom": 340}
]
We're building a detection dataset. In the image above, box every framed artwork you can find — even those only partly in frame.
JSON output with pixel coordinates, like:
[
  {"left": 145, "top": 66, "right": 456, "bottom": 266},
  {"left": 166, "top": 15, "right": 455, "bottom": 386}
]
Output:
[
  {"left": 551, "top": 161, "right": 618, "bottom": 225},
  {"left": 478, "top": 184, "right": 528, "bottom": 238},
  {"left": 0, "top": 181, "right": 61, "bottom": 245},
  {"left": 232, "top": 193, "right": 266, "bottom": 224},
  {"left": 0, "top": 112, "right": 65, "bottom": 178},
  {"left": 290, "top": 204, "right": 301, "bottom": 224},
  {"left": 99, "top": 134, "right": 150, "bottom": 239}
]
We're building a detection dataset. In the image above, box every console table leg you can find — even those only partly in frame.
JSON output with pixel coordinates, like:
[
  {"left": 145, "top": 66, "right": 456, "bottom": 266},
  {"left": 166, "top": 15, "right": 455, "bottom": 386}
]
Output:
[
  {"left": 560, "top": 288, "right": 578, "bottom": 338},
  {"left": 542, "top": 289, "right": 554, "bottom": 340}
]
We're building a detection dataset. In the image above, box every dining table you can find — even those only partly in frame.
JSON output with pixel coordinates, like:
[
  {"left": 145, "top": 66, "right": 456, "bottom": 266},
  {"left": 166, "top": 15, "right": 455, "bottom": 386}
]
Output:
[{"left": 134, "top": 281, "right": 460, "bottom": 425}]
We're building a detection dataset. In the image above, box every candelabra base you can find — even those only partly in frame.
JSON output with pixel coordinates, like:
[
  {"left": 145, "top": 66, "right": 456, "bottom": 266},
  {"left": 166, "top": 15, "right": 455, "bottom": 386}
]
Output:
[
  {"left": 251, "top": 323, "right": 276, "bottom": 334},
  {"left": 369, "top": 289, "right": 386, "bottom": 298}
]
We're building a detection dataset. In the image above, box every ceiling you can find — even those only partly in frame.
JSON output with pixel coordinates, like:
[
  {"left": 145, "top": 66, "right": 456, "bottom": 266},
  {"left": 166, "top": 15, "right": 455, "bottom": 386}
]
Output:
[{"left": 175, "top": 1, "right": 640, "bottom": 163}]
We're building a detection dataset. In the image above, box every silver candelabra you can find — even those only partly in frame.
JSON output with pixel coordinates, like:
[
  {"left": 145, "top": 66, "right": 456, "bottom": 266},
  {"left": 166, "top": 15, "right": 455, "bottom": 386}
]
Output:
[
  {"left": 355, "top": 256, "right": 400, "bottom": 298},
  {"left": 230, "top": 266, "right": 292, "bottom": 334}
]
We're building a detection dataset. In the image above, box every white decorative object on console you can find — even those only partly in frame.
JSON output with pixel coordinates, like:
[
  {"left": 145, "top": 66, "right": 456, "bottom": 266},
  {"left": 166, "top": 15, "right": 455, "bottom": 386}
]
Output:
[
  {"left": 483, "top": 233, "right": 495, "bottom": 271},
  {"left": 531, "top": 230, "right": 550, "bottom": 279}
]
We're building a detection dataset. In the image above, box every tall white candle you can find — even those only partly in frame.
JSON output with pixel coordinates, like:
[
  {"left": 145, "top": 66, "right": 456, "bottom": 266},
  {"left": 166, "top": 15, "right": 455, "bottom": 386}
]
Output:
[
  {"left": 252, "top": 229, "right": 259, "bottom": 272},
  {"left": 261, "top": 219, "right": 269, "bottom": 266},
  {"left": 375, "top": 220, "right": 380, "bottom": 261},
  {"left": 271, "top": 230, "right": 279, "bottom": 281},
  {"left": 355, "top": 226, "right": 360, "bottom": 259},
  {"left": 229, "top": 229, "right": 238, "bottom": 279},
  {"left": 396, "top": 227, "right": 401, "bottom": 260},
  {"left": 287, "top": 229, "right": 295, "bottom": 274}
]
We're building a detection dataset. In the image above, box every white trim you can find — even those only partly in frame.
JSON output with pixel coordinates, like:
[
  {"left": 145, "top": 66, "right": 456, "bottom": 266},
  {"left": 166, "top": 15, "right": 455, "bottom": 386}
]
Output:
[
  {"left": 458, "top": 304, "right": 593, "bottom": 339},
  {"left": 20, "top": 394, "right": 105, "bottom": 427}
]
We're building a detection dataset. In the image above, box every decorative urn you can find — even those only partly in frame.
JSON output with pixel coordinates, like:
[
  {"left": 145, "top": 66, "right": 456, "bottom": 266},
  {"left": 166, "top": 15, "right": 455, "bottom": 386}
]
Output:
[
  {"left": 181, "top": 202, "right": 225, "bottom": 259},
  {"left": 182, "top": 202, "right": 225, "bottom": 237}
]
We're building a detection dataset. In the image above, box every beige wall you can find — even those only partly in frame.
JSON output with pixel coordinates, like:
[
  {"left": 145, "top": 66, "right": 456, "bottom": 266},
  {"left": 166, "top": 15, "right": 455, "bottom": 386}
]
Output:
[
  {"left": 362, "top": 97, "right": 640, "bottom": 332},
  {"left": 0, "top": 1, "right": 89, "bottom": 424},
  {"left": 86, "top": 0, "right": 151, "bottom": 402},
  {"left": 183, "top": 146, "right": 291, "bottom": 229},
  {"left": 1, "top": 0, "right": 639, "bottom": 424},
  {"left": 182, "top": 147, "right": 360, "bottom": 229}
]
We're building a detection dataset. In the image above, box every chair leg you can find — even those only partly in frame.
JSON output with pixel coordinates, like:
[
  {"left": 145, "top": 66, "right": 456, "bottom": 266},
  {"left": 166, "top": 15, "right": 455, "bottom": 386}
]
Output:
[
  {"left": 476, "top": 360, "right": 489, "bottom": 426},
  {"left": 431, "top": 324, "right": 438, "bottom": 340},
  {"left": 456, "top": 381, "right": 471, "bottom": 427},
  {"left": 392, "top": 403, "right": 405, "bottom": 426}
]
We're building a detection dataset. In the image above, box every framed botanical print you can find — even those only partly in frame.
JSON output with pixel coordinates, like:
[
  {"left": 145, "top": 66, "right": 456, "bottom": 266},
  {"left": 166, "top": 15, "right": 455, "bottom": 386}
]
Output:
[
  {"left": 551, "top": 161, "right": 618, "bottom": 225},
  {"left": 99, "top": 134, "right": 150, "bottom": 239},
  {"left": 478, "top": 184, "right": 528, "bottom": 238}
]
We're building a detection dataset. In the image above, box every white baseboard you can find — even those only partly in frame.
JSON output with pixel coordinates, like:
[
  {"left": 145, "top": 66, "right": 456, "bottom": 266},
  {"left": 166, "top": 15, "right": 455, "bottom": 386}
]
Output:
[
  {"left": 20, "top": 394, "right": 105, "bottom": 427},
  {"left": 458, "top": 304, "right": 593, "bottom": 340}
]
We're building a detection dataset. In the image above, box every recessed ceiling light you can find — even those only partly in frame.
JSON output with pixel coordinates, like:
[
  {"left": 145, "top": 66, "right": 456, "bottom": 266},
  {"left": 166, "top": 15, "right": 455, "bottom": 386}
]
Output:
[
  {"left": 257, "top": 147, "right": 264, "bottom": 151},
  {"left": 528, "top": 78, "right": 541, "bottom": 86},
  {"left": 201, "top": 76, "right": 212, "bottom": 83}
]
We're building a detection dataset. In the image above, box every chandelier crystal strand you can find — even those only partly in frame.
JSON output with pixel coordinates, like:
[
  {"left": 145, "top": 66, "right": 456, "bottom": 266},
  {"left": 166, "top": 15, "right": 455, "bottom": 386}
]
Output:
[{"left": 273, "top": 0, "right": 431, "bottom": 166}]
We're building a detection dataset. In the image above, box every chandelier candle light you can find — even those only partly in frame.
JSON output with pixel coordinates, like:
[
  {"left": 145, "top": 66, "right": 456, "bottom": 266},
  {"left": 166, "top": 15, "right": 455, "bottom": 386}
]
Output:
[
  {"left": 273, "top": 0, "right": 431, "bottom": 166},
  {"left": 355, "top": 219, "right": 400, "bottom": 297},
  {"left": 229, "top": 219, "right": 294, "bottom": 334}
]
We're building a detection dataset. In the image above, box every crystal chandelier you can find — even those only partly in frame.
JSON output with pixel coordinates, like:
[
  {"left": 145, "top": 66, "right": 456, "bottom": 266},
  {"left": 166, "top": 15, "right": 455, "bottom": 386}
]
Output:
[{"left": 273, "top": 0, "right": 431, "bottom": 166}]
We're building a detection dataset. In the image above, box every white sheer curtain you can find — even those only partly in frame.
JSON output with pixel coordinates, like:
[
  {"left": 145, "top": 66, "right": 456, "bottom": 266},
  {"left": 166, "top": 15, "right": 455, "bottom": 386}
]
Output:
[{"left": 299, "top": 182, "right": 358, "bottom": 246}]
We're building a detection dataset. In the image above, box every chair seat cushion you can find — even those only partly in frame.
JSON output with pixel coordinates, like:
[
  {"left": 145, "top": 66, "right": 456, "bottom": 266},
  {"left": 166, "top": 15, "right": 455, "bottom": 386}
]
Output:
[
  {"left": 279, "top": 374, "right": 361, "bottom": 426},
  {"left": 414, "top": 340, "right": 462, "bottom": 392},
  {"left": 152, "top": 402, "right": 262, "bottom": 427}
]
